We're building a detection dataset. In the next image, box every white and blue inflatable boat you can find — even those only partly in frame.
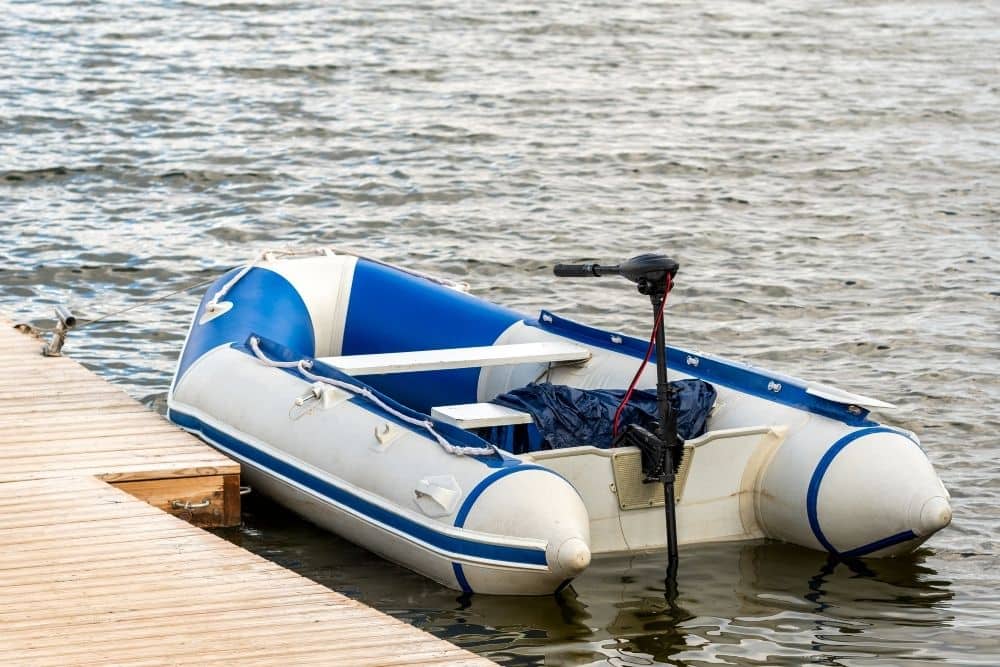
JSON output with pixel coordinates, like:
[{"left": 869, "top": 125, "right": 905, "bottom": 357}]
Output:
[{"left": 167, "top": 247, "right": 951, "bottom": 595}]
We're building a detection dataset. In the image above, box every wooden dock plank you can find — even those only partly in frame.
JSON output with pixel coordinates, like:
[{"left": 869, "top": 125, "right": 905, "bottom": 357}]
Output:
[
  {"left": 9, "top": 463, "right": 237, "bottom": 483},
  {"left": 0, "top": 440, "right": 224, "bottom": 465},
  {"left": 0, "top": 592, "right": 355, "bottom": 630},
  {"left": 0, "top": 395, "right": 144, "bottom": 414},
  {"left": 0, "top": 581, "right": 340, "bottom": 623},
  {"left": 0, "top": 405, "right": 159, "bottom": 428},
  {"left": 0, "top": 448, "right": 237, "bottom": 469},
  {"left": 0, "top": 420, "right": 190, "bottom": 443}
]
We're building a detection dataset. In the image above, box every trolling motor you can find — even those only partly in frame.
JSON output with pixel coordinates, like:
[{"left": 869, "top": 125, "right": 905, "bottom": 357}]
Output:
[{"left": 554, "top": 253, "right": 682, "bottom": 566}]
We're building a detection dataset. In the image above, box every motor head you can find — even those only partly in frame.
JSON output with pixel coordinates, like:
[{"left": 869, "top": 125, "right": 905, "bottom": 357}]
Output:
[{"left": 618, "top": 254, "right": 679, "bottom": 285}]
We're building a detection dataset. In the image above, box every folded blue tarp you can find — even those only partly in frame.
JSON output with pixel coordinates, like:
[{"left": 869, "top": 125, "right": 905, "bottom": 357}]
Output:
[{"left": 490, "top": 380, "right": 716, "bottom": 451}]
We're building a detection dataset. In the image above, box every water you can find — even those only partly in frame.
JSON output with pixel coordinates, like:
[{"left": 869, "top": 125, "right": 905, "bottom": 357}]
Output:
[{"left": 2, "top": 0, "right": 998, "bottom": 664}]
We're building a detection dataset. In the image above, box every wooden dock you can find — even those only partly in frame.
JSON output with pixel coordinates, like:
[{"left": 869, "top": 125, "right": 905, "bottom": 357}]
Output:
[{"left": 0, "top": 321, "right": 493, "bottom": 666}]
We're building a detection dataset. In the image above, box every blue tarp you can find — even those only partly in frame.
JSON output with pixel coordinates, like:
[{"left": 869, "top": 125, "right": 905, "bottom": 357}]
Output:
[{"left": 491, "top": 380, "right": 717, "bottom": 451}]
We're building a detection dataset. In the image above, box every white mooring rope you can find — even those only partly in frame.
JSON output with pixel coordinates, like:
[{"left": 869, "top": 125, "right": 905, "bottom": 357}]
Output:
[
  {"left": 203, "top": 250, "right": 266, "bottom": 315},
  {"left": 248, "top": 337, "right": 496, "bottom": 457}
]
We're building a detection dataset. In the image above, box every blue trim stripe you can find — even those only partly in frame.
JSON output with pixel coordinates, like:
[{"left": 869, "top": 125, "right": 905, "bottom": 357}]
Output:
[
  {"left": 448, "top": 461, "right": 575, "bottom": 593},
  {"left": 454, "top": 464, "right": 564, "bottom": 528},
  {"left": 452, "top": 562, "right": 472, "bottom": 593},
  {"left": 169, "top": 408, "right": 548, "bottom": 568},
  {"left": 840, "top": 530, "right": 917, "bottom": 559},
  {"left": 806, "top": 426, "right": 919, "bottom": 556},
  {"left": 533, "top": 311, "right": 878, "bottom": 427}
]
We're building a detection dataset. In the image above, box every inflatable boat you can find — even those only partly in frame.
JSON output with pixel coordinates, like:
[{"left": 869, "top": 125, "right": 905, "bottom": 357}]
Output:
[{"left": 167, "top": 247, "right": 951, "bottom": 595}]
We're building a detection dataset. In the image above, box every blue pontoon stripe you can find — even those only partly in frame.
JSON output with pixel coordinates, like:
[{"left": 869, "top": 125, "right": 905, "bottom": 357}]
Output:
[
  {"left": 454, "top": 464, "right": 566, "bottom": 528},
  {"left": 533, "top": 311, "right": 878, "bottom": 427},
  {"left": 169, "top": 408, "right": 548, "bottom": 567},
  {"left": 806, "top": 426, "right": 919, "bottom": 556},
  {"left": 452, "top": 563, "right": 473, "bottom": 593},
  {"left": 840, "top": 530, "right": 918, "bottom": 559}
]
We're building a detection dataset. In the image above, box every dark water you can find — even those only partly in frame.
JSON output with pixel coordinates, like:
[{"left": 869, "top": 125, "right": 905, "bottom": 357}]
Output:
[{"left": 3, "top": 1, "right": 998, "bottom": 664}]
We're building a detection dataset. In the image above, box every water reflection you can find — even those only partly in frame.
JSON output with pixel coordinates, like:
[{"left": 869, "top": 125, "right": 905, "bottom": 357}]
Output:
[{"left": 222, "top": 494, "right": 954, "bottom": 665}]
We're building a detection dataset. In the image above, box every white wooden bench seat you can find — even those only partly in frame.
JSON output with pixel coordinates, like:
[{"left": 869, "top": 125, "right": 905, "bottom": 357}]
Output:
[
  {"left": 317, "top": 341, "right": 590, "bottom": 376},
  {"left": 431, "top": 403, "right": 534, "bottom": 430}
]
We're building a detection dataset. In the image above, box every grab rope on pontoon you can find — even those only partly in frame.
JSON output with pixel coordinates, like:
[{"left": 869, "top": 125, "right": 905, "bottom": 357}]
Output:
[{"left": 249, "top": 337, "right": 496, "bottom": 457}]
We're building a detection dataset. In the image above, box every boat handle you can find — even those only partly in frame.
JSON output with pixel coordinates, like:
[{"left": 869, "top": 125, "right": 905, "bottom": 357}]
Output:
[{"left": 171, "top": 499, "right": 211, "bottom": 510}]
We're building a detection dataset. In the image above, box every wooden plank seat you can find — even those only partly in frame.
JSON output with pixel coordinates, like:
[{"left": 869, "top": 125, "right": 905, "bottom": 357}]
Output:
[
  {"left": 317, "top": 341, "right": 590, "bottom": 376},
  {"left": 431, "top": 402, "right": 534, "bottom": 430}
]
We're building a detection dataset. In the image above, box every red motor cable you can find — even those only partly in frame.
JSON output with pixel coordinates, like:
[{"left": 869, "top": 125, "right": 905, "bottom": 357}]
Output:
[{"left": 612, "top": 274, "right": 671, "bottom": 437}]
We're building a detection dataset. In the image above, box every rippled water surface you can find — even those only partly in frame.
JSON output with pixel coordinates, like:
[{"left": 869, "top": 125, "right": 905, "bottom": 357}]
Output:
[{"left": 3, "top": 1, "right": 998, "bottom": 664}]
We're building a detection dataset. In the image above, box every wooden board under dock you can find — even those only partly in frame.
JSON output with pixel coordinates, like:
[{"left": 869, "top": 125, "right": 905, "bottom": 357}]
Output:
[
  {"left": 0, "top": 476, "right": 492, "bottom": 667},
  {"left": 0, "top": 321, "right": 239, "bottom": 527}
]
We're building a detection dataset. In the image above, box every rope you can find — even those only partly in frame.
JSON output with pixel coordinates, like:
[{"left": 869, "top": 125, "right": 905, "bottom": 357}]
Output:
[
  {"left": 78, "top": 277, "right": 217, "bottom": 329},
  {"left": 203, "top": 250, "right": 268, "bottom": 315},
  {"left": 248, "top": 337, "right": 496, "bottom": 457},
  {"left": 15, "top": 276, "right": 218, "bottom": 335},
  {"left": 248, "top": 336, "right": 306, "bottom": 369}
]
